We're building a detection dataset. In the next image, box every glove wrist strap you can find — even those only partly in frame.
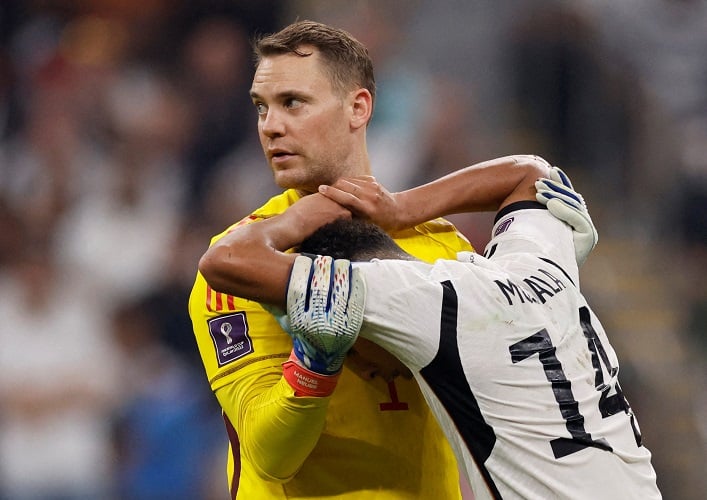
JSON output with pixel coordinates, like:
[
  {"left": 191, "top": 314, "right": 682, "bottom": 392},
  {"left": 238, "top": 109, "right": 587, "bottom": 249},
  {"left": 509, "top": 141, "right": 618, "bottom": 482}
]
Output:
[{"left": 282, "top": 351, "right": 340, "bottom": 397}]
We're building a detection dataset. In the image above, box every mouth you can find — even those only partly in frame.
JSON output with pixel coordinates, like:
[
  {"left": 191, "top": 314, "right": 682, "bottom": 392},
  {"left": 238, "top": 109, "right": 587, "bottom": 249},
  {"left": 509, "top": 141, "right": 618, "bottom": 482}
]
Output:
[{"left": 269, "top": 149, "right": 295, "bottom": 164}]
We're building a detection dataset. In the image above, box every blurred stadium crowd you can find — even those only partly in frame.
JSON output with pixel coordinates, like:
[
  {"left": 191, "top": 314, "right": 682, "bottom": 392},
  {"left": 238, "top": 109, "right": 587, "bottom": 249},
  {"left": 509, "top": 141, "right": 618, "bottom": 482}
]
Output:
[{"left": 0, "top": 1, "right": 705, "bottom": 499}]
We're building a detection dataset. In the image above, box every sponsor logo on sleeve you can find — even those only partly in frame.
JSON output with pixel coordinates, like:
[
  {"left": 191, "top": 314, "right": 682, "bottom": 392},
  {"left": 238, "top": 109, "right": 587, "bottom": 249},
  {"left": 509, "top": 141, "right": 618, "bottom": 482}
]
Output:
[{"left": 208, "top": 312, "right": 253, "bottom": 366}]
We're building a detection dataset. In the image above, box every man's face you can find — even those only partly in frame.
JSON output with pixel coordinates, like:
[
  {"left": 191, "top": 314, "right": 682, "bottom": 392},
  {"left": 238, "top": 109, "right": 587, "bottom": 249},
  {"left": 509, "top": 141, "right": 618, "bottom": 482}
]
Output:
[{"left": 250, "top": 48, "right": 356, "bottom": 193}]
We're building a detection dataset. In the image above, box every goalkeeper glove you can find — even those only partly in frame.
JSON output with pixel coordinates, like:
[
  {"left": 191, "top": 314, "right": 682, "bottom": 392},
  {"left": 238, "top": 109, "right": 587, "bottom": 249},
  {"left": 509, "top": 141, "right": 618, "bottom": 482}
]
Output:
[
  {"left": 282, "top": 254, "right": 366, "bottom": 397},
  {"left": 535, "top": 166, "right": 598, "bottom": 266}
]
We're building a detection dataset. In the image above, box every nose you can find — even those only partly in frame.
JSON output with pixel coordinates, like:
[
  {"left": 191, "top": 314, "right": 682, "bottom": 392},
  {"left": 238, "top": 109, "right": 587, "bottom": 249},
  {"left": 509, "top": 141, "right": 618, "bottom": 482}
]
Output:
[{"left": 260, "top": 108, "right": 285, "bottom": 138}]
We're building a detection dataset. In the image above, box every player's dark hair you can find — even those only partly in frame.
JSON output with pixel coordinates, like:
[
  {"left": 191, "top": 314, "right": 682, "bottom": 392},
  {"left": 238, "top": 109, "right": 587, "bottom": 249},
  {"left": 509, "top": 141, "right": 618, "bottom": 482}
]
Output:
[
  {"left": 298, "top": 218, "right": 409, "bottom": 262},
  {"left": 252, "top": 20, "right": 376, "bottom": 109}
]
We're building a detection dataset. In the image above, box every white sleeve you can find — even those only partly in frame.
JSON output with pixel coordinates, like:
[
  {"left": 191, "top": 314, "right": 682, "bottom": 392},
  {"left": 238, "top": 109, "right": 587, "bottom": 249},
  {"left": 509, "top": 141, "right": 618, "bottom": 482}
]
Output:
[{"left": 355, "top": 260, "right": 444, "bottom": 371}]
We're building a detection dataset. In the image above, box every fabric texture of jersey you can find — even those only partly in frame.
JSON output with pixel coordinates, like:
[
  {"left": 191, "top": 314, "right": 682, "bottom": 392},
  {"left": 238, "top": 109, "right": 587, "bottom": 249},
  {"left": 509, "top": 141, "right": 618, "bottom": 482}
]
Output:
[
  {"left": 356, "top": 204, "right": 661, "bottom": 500},
  {"left": 189, "top": 188, "right": 473, "bottom": 499}
]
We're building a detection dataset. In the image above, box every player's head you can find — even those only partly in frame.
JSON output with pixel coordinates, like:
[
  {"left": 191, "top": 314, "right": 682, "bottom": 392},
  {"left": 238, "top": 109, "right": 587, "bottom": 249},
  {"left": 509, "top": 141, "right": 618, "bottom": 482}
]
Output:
[
  {"left": 299, "top": 217, "right": 414, "bottom": 383},
  {"left": 253, "top": 21, "right": 376, "bottom": 108},
  {"left": 250, "top": 21, "right": 376, "bottom": 193},
  {"left": 298, "top": 218, "right": 412, "bottom": 262}
]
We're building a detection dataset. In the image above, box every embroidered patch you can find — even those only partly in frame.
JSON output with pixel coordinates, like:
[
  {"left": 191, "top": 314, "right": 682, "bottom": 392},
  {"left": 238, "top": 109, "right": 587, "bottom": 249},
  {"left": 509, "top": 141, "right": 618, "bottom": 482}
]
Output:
[
  {"left": 494, "top": 216, "right": 514, "bottom": 236},
  {"left": 208, "top": 312, "right": 253, "bottom": 366}
]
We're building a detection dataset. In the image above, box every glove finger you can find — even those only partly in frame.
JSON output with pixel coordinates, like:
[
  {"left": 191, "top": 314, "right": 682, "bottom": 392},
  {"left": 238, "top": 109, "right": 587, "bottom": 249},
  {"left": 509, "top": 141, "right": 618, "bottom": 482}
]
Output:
[
  {"left": 535, "top": 179, "right": 583, "bottom": 210},
  {"left": 327, "top": 259, "right": 361, "bottom": 351},
  {"left": 310, "top": 254, "right": 335, "bottom": 313},
  {"left": 548, "top": 166, "right": 573, "bottom": 189},
  {"left": 545, "top": 198, "right": 598, "bottom": 265},
  {"left": 536, "top": 189, "right": 581, "bottom": 212},
  {"left": 288, "top": 255, "right": 316, "bottom": 314},
  {"left": 536, "top": 188, "right": 582, "bottom": 211},
  {"left": 535, "top": 177, "right": 581, "bottom": 201},
  {"left": 327, "top": 263, "right": 366, "bottom": 362},
  {"left": 544, "top": 198, "right": 590, "bottom": 232},
  {"left": 330, "top": 258, "right": 353, "bottom": 325},
  {"left": 330, "top": 262, "right": 366, "bottom": 335},
  {"left": 347, "top": 266, "right": 367, "bottom": 334},
  {"left": 349, "top": 267, "right": 367, "bottom": 319},
  {"left": 304, "top": 255, "right": 336, "bottom": 352}
]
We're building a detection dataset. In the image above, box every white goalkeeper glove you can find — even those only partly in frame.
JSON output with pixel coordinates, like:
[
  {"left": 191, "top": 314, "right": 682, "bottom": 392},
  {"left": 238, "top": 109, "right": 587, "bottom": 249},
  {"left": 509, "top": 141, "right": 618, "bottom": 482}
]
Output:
[
  {"left": 535, "top": 167, "right": 598, "bottom": 266},
  {"left": 281, "top": 254, "right": 366, "bottom": 397}
]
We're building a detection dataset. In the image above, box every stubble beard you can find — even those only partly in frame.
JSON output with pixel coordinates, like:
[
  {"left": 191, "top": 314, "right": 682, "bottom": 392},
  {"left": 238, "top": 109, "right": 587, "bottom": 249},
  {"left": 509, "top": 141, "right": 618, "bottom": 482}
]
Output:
[
  {"left": 274, "top": 153, "right": 345, "bottom": 193},
  {"left": 273, "top": 156, "right": 345, "bottom": 194}
]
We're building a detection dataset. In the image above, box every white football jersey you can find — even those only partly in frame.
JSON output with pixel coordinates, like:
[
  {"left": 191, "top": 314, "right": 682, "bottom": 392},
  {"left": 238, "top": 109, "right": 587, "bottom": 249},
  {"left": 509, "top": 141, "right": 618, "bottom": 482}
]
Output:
[{"left": 355, "top": 203, "right": 661, "bottom": 500}]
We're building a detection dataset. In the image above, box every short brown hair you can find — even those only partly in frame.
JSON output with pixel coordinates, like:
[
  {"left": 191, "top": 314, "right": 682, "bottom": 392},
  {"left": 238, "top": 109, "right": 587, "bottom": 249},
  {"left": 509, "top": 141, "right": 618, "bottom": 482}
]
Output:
[{"left": 253, "top": 20, "right": 376, "bottom": 108}]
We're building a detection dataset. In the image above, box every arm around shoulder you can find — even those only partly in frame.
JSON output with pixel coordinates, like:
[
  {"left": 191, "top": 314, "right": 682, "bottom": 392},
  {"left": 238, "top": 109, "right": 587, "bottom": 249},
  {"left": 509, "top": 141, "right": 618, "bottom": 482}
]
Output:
[
  {"left": 199, "top": 194, "right": 351, "bottom": 309},
  {"left": 198, "top": 219, "right": 296, "bottom": 309},
  {"left": 394, "top": 155, "right": 551, "bottom": 225},
  {"left": 319, "top": 155, "right": 551, "bottom": 231}
]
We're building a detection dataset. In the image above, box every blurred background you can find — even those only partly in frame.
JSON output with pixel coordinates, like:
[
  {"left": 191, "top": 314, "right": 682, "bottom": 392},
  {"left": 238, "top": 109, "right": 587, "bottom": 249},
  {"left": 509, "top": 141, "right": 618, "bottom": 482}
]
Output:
[{"left": 0, "top": 1, "right": 705, "bottom": 499}]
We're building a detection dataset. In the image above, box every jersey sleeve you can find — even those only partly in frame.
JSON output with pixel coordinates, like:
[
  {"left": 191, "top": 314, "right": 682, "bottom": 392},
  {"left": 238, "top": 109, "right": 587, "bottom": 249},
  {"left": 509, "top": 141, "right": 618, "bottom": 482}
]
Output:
[
  {"left": 357, "top": 260, "right": 447, "bottom": 371},
  {"left": 188, "top": 191, "right": 333, "bottom": 483},
  {"left": 215, "top": 375, "right": 331, "bottom": 481},
  {"left": 355, "top": 217, "right": 473, "bottom": 369}
]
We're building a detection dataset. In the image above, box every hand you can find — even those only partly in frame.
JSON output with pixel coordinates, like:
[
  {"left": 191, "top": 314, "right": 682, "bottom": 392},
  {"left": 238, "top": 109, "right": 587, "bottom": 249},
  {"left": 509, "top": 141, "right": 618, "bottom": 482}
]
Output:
[
  {"left": 288, "top": 192, "right": 352, "bottom": 234},
  {"left": 285, "top": 255, "right": 366, "bottom": 375},
  {"left": 318, "top": 176, "right": 404, "bottom": 231},
  {"left": 535, "top": 167, "right": 598, "bottom": 266}
]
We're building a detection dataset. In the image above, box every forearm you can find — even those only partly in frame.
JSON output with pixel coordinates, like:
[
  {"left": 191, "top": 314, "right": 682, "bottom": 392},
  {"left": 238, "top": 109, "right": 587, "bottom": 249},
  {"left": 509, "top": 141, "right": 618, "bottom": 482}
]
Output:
[
  {"left": 200, "top": 237, "right": 294, "bottom": 308},
  {"left": 394, "top": 155, "right": 550, "bottom": 228},
  {"left": 199, "top": 215, "right": 311, "bottom": 307},
  {"left": 217, "top": 374, "right": 330, "bottom": 481},
  {"left": 199, "top": 195, "right": 350, "bottom": 308}
]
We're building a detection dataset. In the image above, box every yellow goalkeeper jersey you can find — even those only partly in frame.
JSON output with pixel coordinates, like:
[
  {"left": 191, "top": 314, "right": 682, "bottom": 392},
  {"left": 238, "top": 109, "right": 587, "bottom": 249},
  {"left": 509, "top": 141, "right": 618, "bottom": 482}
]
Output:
[{"left": 189, "top": 189, "right": 473, "bottom": 499}]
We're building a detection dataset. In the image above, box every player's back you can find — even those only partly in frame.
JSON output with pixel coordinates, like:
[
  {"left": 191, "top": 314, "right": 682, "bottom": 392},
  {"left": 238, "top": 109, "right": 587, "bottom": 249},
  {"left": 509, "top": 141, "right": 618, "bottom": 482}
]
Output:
[
  {"left": 450, "top": 257, "right": 659, "bottom": 498},
  {"left": 358, "top": 206, "right": 661, "bottom": 499}
]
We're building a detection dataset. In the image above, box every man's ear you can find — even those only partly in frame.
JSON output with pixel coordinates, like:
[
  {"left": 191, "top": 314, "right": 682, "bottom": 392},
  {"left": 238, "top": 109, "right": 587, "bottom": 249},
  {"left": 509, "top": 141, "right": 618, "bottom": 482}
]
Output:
[{"left": 349, "top": 88, "right": 373, "bottom": 130}]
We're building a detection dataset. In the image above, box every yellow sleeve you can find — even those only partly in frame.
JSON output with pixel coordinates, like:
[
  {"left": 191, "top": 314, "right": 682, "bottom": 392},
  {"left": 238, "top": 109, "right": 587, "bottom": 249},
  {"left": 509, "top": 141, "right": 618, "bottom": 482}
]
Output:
[
  {"left": 189, "top": 190, "right": 337, "bottom": 484},
  {"left": 190, "top": 266, "right": 332, "bottom": 484},
  {"left": 216, "top": 375, "right": 331, "bottom": 481}
]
